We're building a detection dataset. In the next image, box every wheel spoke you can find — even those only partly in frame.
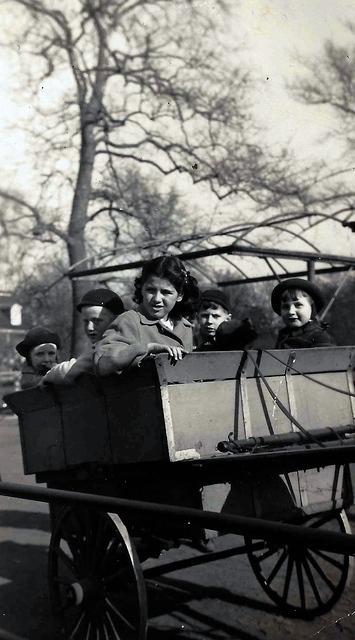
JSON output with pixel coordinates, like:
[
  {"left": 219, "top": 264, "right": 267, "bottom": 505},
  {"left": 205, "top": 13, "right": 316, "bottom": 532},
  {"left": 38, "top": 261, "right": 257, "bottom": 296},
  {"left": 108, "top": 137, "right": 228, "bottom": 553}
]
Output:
[
  {"left": 58, "top": 547, "right": 77, "bottom": 577},
  {"left": 106, "top": 596, "right": 135, "bottom": 632},
  {"left": 69, "top": 611, "right": 86, "bottom": 639},
  {"left": 309, "top": 513, "right": 339, "bottom": 529},
  {"left": 105, "top": 610, "right": 121, "bottom": 640},
  {"left": 103, "top": 568, "right": 130, "bottom": 586},
  {"left": 84, "top": 621, "right": 92, "bottom": 640},
  {"left": 266, "top": 549, "right": 288, "bottom": 586},
  {"left": 311, "top": 548, "right": 345, "bottom": 571},
  {"left": 302, "top": 555, "right": 323, "bottom": 606},
  {"left": 49, "top": 508, "right": 147, "bottom": 640},
  {"left": 296, "top": 558, "right": 306, "bottom": 610},
  {"left": 282, "top": 554, "right": 294, "bottom": 603},
  {"left": 100, "top": 538, "right": 120, "bottom": 572},
  {"left": 91, "top": 513, "right": 108, "bottom": 573},
  {"left": 305, "top": 550, "right": 337, "bottom": 592},
  {"left": 257, "top": 545, "right": 281, "bottom": 563}
]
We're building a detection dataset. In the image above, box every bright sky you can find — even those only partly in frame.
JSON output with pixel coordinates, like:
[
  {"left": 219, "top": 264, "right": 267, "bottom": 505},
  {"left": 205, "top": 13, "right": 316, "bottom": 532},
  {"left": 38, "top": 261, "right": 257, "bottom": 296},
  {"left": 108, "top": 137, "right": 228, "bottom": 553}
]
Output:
[
  {"left": 2, "top": 1, "right": 355, "bottom": 169},
  {"left": 235, "top": 0, "right": 355, "bottom": 156},
  {"left": 1, "top": 0, "right": 355, "bottom": 277}
]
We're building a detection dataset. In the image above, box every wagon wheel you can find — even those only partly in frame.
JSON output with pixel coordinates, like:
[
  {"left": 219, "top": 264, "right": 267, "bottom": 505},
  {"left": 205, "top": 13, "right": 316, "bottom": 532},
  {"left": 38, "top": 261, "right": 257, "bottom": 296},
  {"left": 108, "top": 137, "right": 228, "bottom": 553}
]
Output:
[
  {"left": 48, "top": 506, "right": 148, "bottom": 639},
  {"left": 246, "top": 509, "right": 353, "bottom": 618}
]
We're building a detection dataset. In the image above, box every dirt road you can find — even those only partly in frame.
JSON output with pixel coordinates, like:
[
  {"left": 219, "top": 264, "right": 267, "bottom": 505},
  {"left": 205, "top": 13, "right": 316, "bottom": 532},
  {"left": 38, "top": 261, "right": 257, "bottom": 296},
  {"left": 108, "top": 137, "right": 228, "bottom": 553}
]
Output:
[{"left": 0, "top": 413, "right": 354, "bottom": 640}]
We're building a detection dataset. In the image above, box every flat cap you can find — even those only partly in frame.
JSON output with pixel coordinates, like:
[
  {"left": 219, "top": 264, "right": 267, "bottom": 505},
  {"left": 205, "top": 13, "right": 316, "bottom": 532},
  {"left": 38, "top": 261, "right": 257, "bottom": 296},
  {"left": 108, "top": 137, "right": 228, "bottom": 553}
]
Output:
[
  {"left": 271, "top": 278, "right": 325, "bottom": 315},
  {"left": 16, "top": 327, "right": 61, "bottom": 358},
  {"left": 200, "top": 289, "right": 231, "bottom": 313},
  {"left": 77, "top": 288, "right": 124, "bottom": 315}
]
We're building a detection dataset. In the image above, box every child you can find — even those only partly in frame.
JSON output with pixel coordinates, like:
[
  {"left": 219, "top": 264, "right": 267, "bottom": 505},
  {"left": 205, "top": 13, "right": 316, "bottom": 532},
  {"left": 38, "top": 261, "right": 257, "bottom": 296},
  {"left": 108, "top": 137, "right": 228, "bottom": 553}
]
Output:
[
  {"left": 271, "top": 278, "right": 334, "bottom": 348},
  {"left": 77, "top": 288, "right": 125, "bottom": 344},
  {"left": 41, "top": 288, "right": 126, "bottom": 385},
  {"left": 94, "top": 255, "right": 200, "bottom": 375},
  {"left": 16, "top": 327, "right": 61, "bottom": 389},
  {"left": 196, "top": 289, "right": 257, "bottom": 351}
]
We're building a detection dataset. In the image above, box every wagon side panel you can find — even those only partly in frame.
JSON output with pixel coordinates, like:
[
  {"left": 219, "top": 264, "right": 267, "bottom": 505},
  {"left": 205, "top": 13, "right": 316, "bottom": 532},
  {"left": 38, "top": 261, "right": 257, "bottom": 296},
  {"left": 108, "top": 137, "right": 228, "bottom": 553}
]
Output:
[
  {"left": 103, "top": 372, "right": 168, "bottom": 464},
  {"left": 5, "top": 388, "right": 66, "bottom": 474}
]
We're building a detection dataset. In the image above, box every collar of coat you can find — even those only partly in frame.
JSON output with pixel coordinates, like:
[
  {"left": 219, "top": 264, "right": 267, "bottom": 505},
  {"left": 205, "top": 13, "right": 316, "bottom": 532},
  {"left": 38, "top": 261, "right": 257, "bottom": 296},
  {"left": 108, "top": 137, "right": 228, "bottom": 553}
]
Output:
[
  {"left": 280, "top": 319, "right": 321, "bottom": 336},
  {"left": 137, "top": 307, "right": 192, "bottom": 328}
]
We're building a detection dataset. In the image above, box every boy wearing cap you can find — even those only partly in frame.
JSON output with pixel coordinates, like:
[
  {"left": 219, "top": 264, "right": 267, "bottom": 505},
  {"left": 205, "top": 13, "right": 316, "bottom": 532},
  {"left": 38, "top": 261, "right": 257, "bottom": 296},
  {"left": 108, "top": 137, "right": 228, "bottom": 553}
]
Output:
[
  {"left": 77, "top": 288, "right": 125, "bottom": 344},
  {"left": 42, "top": 288, "right": 125, "bottom": 385},
  {"left": 271, "top": 278, "right": 334, "bottom": 349},
  {"left": 16, "top": 327, "right": 61, "bottom": 389},
  {"left": 196, "top": 289, "right": 257, "bottom": 351}
]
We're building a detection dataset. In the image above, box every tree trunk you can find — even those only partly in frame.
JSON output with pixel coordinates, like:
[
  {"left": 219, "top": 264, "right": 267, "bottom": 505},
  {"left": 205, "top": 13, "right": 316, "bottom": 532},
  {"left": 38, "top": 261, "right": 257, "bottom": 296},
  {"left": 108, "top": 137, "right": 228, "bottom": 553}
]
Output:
[{"left": 68, "top": 117, "right": 97, "bottom": 356}]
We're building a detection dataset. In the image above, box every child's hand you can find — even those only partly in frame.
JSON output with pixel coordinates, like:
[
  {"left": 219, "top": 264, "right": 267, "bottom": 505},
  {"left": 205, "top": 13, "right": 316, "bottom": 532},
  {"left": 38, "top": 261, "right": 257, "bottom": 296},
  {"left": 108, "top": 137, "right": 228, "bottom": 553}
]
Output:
[{"left": 147, "top": 343, "right": 187, "bottom": 362}]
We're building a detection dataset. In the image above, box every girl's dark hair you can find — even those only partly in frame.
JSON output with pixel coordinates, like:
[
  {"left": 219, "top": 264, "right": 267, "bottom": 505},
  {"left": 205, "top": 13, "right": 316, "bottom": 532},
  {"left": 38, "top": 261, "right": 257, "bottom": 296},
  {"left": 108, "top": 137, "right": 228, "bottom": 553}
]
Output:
[{"left": 134, "top": 255, "right": 200, "bottom": 320}]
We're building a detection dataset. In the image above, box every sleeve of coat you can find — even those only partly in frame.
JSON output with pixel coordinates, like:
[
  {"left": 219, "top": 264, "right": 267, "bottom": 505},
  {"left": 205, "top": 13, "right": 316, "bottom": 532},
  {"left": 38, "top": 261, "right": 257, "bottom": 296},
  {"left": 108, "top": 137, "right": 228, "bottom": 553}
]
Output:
[
  {"left": 312, "top": 329, "right": 335, "bottom": 347},
  {"left": 94, "top": 312, "right": 148, "bottom": 376},
  {"left": 41, "top": 352, "right": 94, "bottom": 385}
]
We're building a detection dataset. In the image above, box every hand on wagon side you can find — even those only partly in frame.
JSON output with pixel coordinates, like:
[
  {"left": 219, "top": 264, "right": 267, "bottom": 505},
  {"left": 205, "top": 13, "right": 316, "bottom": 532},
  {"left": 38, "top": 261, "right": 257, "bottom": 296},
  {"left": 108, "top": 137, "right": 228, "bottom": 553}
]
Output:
[{"left": 146, "top": 342, "right": 187, "bottom": 363}]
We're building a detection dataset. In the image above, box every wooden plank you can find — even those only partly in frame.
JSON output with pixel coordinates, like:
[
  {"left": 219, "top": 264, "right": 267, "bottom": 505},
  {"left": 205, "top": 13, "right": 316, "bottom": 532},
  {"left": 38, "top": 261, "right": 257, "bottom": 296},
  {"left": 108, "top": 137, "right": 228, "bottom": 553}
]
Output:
[
  {"left": 155, "top": 351, "right": 246, "bottom": 383},
  {"left": 154, "top": 347, "right": 355, "bottom": 383},
  {"left": 102, "top": 377, "right": 167, "bottom": 464},
  {"left": 5, "top": 386, "right": 56, "bottom": 413},
  {"left": 292, "top": 372, "right": 354, "bottom": 430},
  {"left": 18, "top": 407, "right": 65, "bottom": 474},
  {"left": 254, "top": 347, "right": 355, "bottom": 377},
  {"left": 55, "top": 378, "right": 111, "bottom": 466},
  {"left": 167, "top": 380, "right": 237, "bottom": 459}
]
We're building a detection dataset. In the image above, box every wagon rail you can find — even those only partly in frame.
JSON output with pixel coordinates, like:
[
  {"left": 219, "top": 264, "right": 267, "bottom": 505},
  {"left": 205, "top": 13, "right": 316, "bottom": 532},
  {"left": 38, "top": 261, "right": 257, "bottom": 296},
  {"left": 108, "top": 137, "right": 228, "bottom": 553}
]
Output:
[{"left": 0, "top": 480, "right": 355, "bottom": 555}]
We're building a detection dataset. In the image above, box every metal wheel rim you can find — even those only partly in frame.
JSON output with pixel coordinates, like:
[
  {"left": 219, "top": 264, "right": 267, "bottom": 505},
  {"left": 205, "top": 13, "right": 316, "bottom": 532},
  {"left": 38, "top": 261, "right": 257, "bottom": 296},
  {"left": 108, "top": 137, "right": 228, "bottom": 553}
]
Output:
[
  {"left": 246, "top": 509, "right": 352, "bottom": 618},
  {"left": 48, "top": 506, "right": 148, "bottom": 639}
]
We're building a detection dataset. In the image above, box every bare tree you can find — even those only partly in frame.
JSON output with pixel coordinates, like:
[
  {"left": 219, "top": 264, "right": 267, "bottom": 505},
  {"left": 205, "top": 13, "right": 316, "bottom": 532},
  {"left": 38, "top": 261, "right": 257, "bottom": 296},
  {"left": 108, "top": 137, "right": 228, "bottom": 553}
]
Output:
[
  {"left": 284, "top": 31, "right": 355, "bottom": 225},
  {"left": 0, "top": 0, "right": 276, "bottom": 353}
]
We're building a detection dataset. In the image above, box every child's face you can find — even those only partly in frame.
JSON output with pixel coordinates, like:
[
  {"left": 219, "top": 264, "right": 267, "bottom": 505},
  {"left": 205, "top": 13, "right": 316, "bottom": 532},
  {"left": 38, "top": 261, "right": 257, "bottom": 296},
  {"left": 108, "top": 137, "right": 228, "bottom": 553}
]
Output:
[
  {"left": 280, "top": 291, "right": 313, "bottom": 329},
  {"left": 81, "top": 305, "right": 116, "bottom": 343},
  {"left": 30, "top": 343, "right": 58, "bottom": 374},
  {"left": 198, "top": 304, "right": 231, "bottom": 340},
  {"left": 141, "top": 275, "right": 182, "bottom": 321}
]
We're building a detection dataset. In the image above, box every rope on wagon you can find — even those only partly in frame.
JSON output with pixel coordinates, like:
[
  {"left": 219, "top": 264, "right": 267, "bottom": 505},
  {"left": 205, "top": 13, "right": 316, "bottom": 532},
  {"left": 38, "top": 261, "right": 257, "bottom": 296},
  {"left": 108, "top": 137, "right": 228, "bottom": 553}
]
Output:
[
  {"left": 247, "top": 351, "right": 325, "bottom": 447},
  {"left": 263, "top": 348, "right": 355, "bottom": 398}
]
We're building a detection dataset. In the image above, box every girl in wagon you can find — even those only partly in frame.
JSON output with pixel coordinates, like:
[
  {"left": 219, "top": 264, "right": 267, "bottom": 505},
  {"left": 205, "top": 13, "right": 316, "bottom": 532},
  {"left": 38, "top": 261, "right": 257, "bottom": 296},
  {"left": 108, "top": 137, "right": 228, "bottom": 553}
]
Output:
[
  {"left": 271, "top": 277, "right": 334, "bottom": 349},
  {"left": 94, "top": 255, "right": 200, "bottom": 375}
]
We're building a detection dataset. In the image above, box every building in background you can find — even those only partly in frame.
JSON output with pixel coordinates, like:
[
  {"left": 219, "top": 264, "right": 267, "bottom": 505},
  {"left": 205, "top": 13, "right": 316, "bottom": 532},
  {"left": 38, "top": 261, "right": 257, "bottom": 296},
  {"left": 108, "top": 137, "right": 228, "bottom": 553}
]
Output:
[{"left": 0, "top": 292, "right": 24, "bottom": 405}]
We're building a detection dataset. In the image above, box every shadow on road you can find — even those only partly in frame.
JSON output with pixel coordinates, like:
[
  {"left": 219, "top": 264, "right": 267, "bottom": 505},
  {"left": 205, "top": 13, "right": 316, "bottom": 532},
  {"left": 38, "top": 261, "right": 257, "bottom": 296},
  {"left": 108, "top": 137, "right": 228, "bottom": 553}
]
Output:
[
  {"left": 0, "top": 510, "right": 54, "bottom": 640},
  {"left": 147, "top": 574, "right": 279, "bottom": 640},
  {"left": 0, "top": 510, "right": 49, "bottom": 532}
]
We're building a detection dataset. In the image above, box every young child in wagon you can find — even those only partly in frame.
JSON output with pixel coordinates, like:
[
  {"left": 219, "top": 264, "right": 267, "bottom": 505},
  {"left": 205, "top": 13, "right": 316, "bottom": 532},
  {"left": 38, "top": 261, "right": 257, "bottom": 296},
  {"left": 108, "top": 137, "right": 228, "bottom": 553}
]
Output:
[
  {"left": 16, "top": 327, "right": 62, "bottom": 389},
  {"left": 196, "top": 288, "right": 257, "bottom": 351},
  {"left": 271, "top": 277, "right": 334, "bottom": 348},
  {"left": 94, "top": 255, "right": 200, "bottom": 375}
]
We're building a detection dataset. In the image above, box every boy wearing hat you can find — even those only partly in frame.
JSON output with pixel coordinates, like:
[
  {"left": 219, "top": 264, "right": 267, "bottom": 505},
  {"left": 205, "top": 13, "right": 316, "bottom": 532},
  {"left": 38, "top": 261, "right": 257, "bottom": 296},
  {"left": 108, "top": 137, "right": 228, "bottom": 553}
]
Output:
[
  {"left": 196, "top": 289, "right": 257, "bottom": 351},
  {"left": 42, "top": 288, "right": 125, "bottom": 384},
  {"left": 16, "top": 327, "right": 61, "bottom": 389},
  {"left": 77, "top": 288, "right": 125, "bottom": 344},
  {"left": 271, "top": 278, "right": 334, "bottom": 349}
]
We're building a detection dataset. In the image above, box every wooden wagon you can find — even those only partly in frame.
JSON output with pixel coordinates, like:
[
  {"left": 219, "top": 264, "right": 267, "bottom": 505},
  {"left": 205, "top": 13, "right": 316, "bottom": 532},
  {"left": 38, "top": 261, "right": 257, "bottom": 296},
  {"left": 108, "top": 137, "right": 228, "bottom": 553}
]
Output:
[{"left": 5, "top": 346, "right": 355, "bottom": 639}]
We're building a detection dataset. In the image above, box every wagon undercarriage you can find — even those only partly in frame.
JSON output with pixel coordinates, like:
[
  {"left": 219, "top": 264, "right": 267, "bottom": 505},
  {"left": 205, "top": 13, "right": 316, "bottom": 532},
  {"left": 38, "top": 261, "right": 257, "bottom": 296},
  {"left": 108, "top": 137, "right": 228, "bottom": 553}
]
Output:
[{"left": 4, "top": 346, "right": 355, "bottom": 639}]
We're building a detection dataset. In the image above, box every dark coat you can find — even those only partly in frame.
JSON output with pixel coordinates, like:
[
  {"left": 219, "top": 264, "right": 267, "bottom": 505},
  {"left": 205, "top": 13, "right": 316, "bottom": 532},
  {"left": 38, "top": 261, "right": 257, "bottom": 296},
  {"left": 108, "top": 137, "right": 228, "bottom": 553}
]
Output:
[
  {"left": 196, "top": 319, "right": 257, "bottom": 352},
  {"left": 275, "top": 320, "right": 334, "bottom": 349},
  {"left": 20, "top": 364, "right": 43, "bottom": 390}
]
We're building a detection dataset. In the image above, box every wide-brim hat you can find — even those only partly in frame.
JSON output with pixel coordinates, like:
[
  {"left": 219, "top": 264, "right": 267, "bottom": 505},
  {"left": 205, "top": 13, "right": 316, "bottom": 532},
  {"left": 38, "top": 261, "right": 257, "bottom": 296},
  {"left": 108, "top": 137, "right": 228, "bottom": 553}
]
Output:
[
  {"left": 77, "top": 288, "right": 124, "bottom": 315},
  {"left": 16, "top": 327, "right": 61, "bottom": 358},
  {"left": 271, "top": 278, "right": 325, "bottom": 315},
  {"left": 199, "top": 289, "right": 231, "bottom": 313}
]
